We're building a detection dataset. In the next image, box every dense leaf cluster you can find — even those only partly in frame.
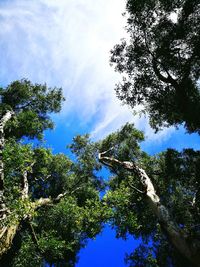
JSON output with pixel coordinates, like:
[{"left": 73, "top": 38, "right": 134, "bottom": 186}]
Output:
[
  {"left": 1, "top": 76, "right": 200, "bottom": 267},
  {"left": 0, "top": 80, "right": 107, "bottom": 267},
  {"left": 2, "top": 136, "right": 107, "bottom": 267},
  {"left": 0, "top": 79, "right": 64, "bottom": 139},
  {"left": 100, "top": 124, "right": 200, "bottom": 266},
  {"left": 111, "top": 0, "right": 200, "bottom": 133},
  {"left": 1, "top": 1, "right": 200, "bottom": 263}
]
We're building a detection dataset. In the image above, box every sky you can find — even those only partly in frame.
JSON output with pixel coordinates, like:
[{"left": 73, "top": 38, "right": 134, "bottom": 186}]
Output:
[{"left": 0, "top": 0, "right": 199, "bottom": 266}]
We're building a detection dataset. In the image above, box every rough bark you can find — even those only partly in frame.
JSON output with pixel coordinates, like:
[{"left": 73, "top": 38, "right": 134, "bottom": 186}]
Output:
[
  {"left": 34, "top": 191, "right": 69, "bottom": 210},
  {"left": 0, "top": 111, "right": 14, "bottom": 220},
  {"left": 0, "top": 110, "right": 17, "bottom": 258},
  {"left": 99, "top": 152, "right": 200, "bottom": 267},
  {"left": 0, "top": 225, "right": 19, "bottom": 258},
  {"left": 21, "top": 162, "right": 35, "bottom": 201},
  {"left": 0, "top": 189, "right": 68, "bottom": 258},
  {"left": 0, "top": 110, "right": 65, "bottom": 258}
]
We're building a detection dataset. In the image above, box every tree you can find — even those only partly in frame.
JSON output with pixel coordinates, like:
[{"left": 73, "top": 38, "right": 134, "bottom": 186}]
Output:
[
  {"left": 110, "top": 0, "right": 200, "bottom": 133},
  {"left": 0, "top": 80, "right": 106, "bottom": 266},
  {"left": 99, "top": 123, "right": 200, "bottom": 267},
  {"left": 1, "top": 76, "right": 199, "bottom": 267},
  {"left": 109, "top": 1, "right": 200, "bottom": 265}
]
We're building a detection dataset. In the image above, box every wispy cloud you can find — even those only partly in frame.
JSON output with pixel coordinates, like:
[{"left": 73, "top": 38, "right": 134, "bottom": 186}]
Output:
[{"left": 0, "top": 0, "right": 174, "bottom": 141}]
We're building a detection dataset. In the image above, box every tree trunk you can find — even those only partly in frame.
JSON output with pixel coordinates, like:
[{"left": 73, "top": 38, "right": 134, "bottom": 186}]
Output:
[
  {"left": 0, "top": 192, "right": 68, "bottom": 258},
  {"left": 0, "top": 224, "right": 19, "bottom": 257},
  {"left": 0, "top": 110, "right": 19, "bottom": 259},
  {"left": 0, "top": 110, "right": 69, "bottom": 259},
  {"left": 0, "top": 111, "right": 13, "bottom": 220},
  {"left": 99, "top": 152, "right": 200, "bottom": 266}
]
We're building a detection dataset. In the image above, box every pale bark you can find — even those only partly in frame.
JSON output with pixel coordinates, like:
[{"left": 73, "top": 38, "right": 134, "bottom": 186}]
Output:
[
  {"left": 0, "top": 224, "right": 19, "bottom": 257},
  {"left": 0, "top": 111, "right": 16, "bottom": 258},
  {"left": 0, "top": 111, "right": 14, "bottom": 220},
  {"left": 21, "top": 170, "right": 29, "bottom": 201},
  {"left": 0, "top": 189, "right": 69, "bottom": 258},
  {"left": 99, "top": 152, "right": 200, "bottom": 266},
  {"left": 34, "top": 190, "right": 70, "bottom": 209},
  {"left": 0, "top": 111, "right": 13, "bottom": 240},
  {"left": 21, "top": 162, "right": 35, "bottom": 200},
  {"left": 0, "top": 110, "right": 71, "bottom": 258}
]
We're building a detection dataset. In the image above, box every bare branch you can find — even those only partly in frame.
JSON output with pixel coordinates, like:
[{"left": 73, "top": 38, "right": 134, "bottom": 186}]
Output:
[
  {"left": 29, "top": 223, "right": 40, "bottom": 248},
  {"left": 54, "top": 191, "right": 68, "bottom": 202},
  {"left": 34, "top": 186, "right": 83, "bottom": 210},
  {"left": 99, "top": 146, "right": 115, "bottom": 157},
  {"left": 27, "top": 222, "right": 45, "bottom": 255},
  {"left": 128, "top": 181, "right": 146, "bottom": 194},
  {"left": 21, "top": 162, "right": 35, "bottom": 200}
]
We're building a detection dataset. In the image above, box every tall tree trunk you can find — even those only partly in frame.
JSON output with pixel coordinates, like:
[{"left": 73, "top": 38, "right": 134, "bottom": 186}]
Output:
[
  {"left": 0, "top": 188, "right": 68, "bottom": 257},
  {"left": 0, "top": 111, "right": 18, "bottom": 258},
  {"left": 0, "top": 110, "right": 13, "bottom": 220},
  {"left": 0, "top": 224, "right": 19, "bottom": 257},
  {"left": 99, "top": 152, "right": 200, "bottom": 266}
]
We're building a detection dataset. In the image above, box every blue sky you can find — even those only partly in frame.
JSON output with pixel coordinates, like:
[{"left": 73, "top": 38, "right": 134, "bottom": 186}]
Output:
[{"left": 0, "top": 1, "right": 199, "bottom": 266}]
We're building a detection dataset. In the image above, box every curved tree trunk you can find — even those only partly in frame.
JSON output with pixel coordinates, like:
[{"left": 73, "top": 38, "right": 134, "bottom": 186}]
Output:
[
  {"left": 0, "top": 224, "right": 19, "bottom": 257},
  {"left": 99, "top": 152, "right": 200, "bottom": 267}
]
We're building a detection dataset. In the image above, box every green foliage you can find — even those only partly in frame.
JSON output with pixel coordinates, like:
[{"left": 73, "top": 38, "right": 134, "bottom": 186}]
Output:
[
  {"left": 3, "top": 140, "right": 34, "bottom": 207},
  {"left": 111, "top": 0, "right": 200, "bottom": 133},
  {"left": 9, "top": 233, "right": 43, "bottom": 267},
  {"left": 125, "top": 244, "right": 159, "bottom": 267},
  {"left": 2, "top": 74, "right": 200, "bottom": 267},
  {"left": 0, "top": 80, "right": 108, "bottom": 266},
  {"left": 100, "top": 124, "right": 200, "bottom": 266},
  {"left": 100, "top": 123, "right": 144, "bottom": 162},
  {"left": 69, "top": 134, "right": 104, "bottom": 192},
  {"left": 0, "top": 79, "right": 64, "bottom": 139},
  {"left": 1, "top": 132, "right": 107, "bottom": 266}
]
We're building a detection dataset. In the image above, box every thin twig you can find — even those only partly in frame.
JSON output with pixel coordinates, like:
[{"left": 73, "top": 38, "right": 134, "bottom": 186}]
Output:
[
  {"left": 28, "top": 222, "right": 44, "bottom": 254},
  {"left": 128, "top": 181, "right": 146, "bottom": 194},
  {"left": 99, "top": 146, "right": 115, "bottom": 156}
]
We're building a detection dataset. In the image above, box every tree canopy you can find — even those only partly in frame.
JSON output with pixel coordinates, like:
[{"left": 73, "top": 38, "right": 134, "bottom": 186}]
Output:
[
  {"left": 110, "top": 0, "right": 200, "bottom": 133},
  {"left": 108, "top": 1, "right": 200, "bottom": 264},
  {"left": 0, "top": 78, "right": 200, "bottom": 267},
  {"left": 99, "top": 123, "right": 200, "bottom": 267},
  {"left": 1, "top": 1, "right": 200, "bottom": 265},
  {"left": 0, "top": 79, "right": 64, "bottom": 140},
  {"left": 0, "top": 80, "right": 106, "bottom": 266}
]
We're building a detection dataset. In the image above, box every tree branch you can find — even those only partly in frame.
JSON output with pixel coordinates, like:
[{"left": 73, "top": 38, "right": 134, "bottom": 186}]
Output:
[
  {"left": 0, "top": 110, "right": 14, "bottom": 126},
  {"left": 21, "top": 162, "right": 35, "bottom": 200},
  {"left": 29, "top": 223, "right": 39, "bottom": 246},
  {"left": 143, "top": 30, "right": 178, "bottom": 88},
  {"left": 0, "top": 226, "right": 7, "bottom": 239},
  {"left": 99, "top": 152, "right": 135, "bottom": 170},
  {"left": 27, "top": 222, "right": 45, "bottom": 256},
  {"left": 128, "top": 181, "right": 146, "bottom": 194},
  {"left": 99, "top": 146, "right": 115, "bottom": 156},
  {"left": 98, "top": 150, "right": 200, "bottom": 265},
  {"left": 152, "top": 60, "right": 174, "bottom": 84},
  {"left": 34, "top": 186, "right": 83, "bottom": 210}
]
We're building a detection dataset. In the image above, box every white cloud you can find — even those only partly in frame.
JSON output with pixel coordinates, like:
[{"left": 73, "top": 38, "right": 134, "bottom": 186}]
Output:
[{"left": 0, "top": 0, "right": 174, "bottom": 142}]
